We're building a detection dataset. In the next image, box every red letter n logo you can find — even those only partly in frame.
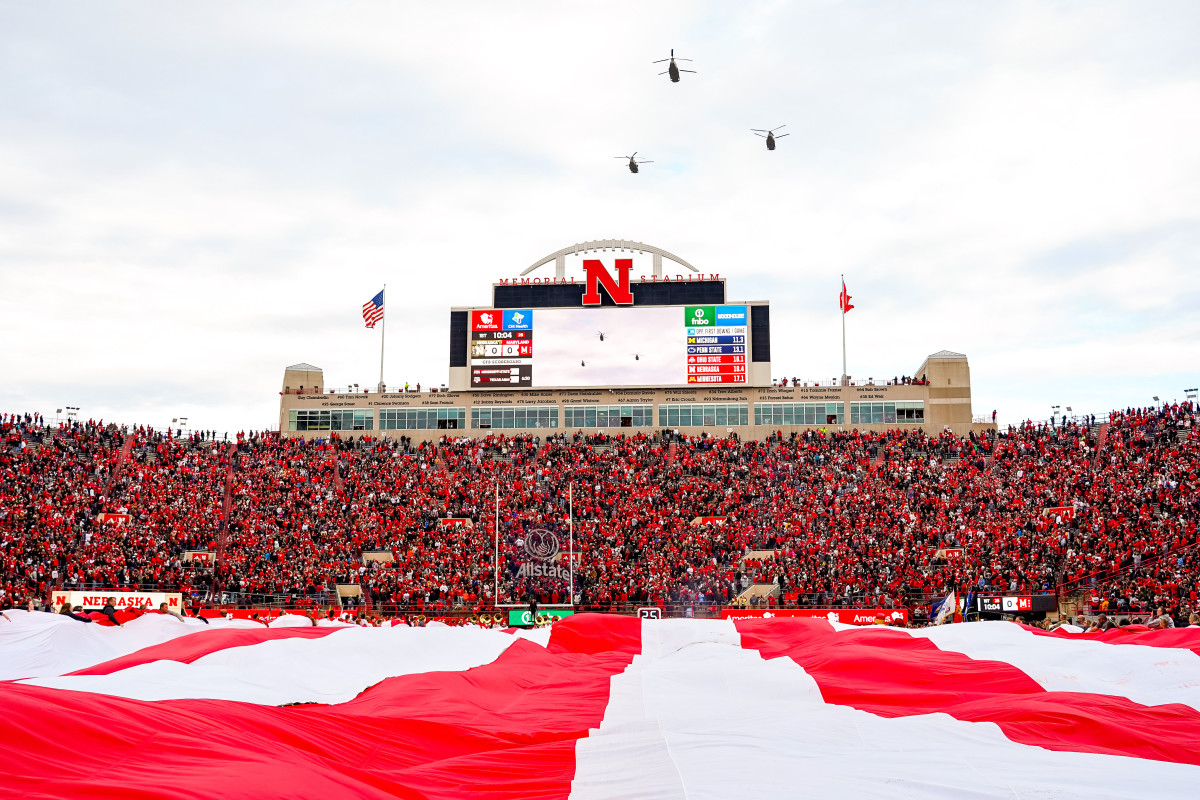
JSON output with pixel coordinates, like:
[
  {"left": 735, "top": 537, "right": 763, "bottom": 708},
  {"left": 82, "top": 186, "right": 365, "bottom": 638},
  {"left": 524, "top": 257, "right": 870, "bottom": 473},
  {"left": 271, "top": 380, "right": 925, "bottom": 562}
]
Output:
[{"left": 581, "top": 259, "right": 634, "bottom": 305}]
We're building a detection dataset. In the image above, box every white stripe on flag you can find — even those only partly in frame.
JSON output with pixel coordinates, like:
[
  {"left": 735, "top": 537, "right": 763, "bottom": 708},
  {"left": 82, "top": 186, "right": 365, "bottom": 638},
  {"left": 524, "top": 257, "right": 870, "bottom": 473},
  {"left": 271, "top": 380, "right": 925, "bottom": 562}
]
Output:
[{"left": 571, "top": 619, "right": 1200, "bottom": 800}]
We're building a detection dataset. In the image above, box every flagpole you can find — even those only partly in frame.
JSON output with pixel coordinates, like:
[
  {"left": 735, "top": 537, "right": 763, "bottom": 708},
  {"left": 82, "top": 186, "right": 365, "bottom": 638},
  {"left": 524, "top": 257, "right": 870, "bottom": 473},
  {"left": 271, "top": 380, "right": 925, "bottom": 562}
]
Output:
[
  {"left": 378, "top": 285, "right": 386, "bottom": 392},
  {"left": 840, "top": 275, "right": 849, "bottom": 388},
  {"left": 569, "top": 482, "right": 574, "bottom": 605},
  {"left": 493, "top": 482, "right": 499, "bottom": 608}
]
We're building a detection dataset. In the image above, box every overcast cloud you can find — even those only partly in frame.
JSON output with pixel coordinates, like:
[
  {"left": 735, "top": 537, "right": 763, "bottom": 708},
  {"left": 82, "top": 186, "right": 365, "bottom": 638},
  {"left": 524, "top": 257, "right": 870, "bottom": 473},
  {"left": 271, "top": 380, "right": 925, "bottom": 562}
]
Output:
[{"left": 1, "top": 1, "right": 1197, "bottom": 433}]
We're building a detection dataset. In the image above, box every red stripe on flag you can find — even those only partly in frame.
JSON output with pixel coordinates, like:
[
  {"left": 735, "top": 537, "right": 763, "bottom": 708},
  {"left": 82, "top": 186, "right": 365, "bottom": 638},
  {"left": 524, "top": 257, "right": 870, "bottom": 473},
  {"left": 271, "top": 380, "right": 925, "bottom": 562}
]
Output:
[
  {"left": 1024, "top": 624, "right": 1200, "bottom": 656},
  {"left": 0, "top": 616, "right": 642, "bottom": 800},
  {"left": 735, "top": 618, "right": 1200, "bottom": 767},
  {"left": 67, "top": 626, "right": 346, "bottom": 676}
]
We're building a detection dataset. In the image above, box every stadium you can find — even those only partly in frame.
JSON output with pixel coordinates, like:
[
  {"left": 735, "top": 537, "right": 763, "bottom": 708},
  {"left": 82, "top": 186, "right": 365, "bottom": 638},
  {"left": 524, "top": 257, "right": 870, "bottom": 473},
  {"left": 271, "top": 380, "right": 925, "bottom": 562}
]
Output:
[
  {"left": 3, "top": 242, "right": 1198, "bottom": 798},
  {"left": 4, "top": 4, "right": 1200, "bottom": 797}
]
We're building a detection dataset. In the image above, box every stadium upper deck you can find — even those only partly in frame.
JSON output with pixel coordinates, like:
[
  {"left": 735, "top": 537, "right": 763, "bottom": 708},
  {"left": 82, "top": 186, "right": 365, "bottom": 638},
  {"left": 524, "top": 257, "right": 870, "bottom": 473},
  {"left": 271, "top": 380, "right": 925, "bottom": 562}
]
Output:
[{"left": 280, "top": 241, "right": 985, "bottom": 441}]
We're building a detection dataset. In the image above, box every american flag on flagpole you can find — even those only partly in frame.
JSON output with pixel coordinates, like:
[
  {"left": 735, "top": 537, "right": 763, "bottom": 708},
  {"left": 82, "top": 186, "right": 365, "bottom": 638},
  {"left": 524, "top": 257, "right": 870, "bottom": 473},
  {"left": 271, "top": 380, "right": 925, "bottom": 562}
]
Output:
[{"left": 362, "top": 290, "right": 384, "bottom": 328}]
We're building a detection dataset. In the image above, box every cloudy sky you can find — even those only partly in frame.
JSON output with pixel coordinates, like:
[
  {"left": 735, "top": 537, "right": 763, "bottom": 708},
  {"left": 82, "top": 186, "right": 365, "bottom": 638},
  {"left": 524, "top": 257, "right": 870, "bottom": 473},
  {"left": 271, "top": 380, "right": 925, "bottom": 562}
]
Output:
[{"left": 1, "top": 1, "right": 1197, "bottom": 433}]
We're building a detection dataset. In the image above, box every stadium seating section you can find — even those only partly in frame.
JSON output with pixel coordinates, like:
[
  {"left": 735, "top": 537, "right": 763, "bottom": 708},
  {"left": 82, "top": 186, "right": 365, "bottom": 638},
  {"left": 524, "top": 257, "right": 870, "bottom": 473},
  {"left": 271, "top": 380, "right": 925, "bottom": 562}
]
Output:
[{"left": 2, "top": 403, "right": 1196, "bottom": 622}]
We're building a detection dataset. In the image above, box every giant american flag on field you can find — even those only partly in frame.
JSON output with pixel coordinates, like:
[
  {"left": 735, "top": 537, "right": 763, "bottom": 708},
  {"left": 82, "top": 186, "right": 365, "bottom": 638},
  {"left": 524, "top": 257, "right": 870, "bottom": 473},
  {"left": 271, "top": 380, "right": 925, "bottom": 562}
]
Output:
[{"left": 1, "top": 611, "right": 1199, "bottom": 799}]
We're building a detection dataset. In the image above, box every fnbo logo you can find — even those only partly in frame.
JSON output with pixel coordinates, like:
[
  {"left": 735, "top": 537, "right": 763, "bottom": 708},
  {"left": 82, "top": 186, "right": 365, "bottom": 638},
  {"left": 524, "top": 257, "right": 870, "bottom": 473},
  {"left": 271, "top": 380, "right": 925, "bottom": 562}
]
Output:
[{"left": 686, "top": 306, "right": 715, "bottom": 326}]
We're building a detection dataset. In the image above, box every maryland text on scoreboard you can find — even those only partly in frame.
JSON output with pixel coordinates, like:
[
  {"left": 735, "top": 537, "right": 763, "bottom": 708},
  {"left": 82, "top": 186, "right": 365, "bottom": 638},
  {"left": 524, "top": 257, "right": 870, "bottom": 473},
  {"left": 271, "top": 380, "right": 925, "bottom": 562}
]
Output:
[{"left": 448, "top": 241, "right": 772, "bottom": 392}]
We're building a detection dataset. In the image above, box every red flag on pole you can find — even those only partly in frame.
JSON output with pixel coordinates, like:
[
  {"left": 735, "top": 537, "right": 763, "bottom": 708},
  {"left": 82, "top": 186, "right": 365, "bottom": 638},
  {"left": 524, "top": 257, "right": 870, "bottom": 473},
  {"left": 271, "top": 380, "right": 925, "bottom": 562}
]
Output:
[{"left": 839, "top": 280, "right": 854, "bottom": 313}]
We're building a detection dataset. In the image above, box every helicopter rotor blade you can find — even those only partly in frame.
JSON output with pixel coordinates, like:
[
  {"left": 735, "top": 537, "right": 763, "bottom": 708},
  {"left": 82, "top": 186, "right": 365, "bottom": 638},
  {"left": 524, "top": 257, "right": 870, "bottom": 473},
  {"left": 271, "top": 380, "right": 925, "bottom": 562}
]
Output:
[
  {"left": 775, "top": 133, "right": 790, "bottom": 138},
  {"left": 652, "top": 59, "right": 669, "bottom": 63},
  {"left": 638, "top": 160, "right": 654, "bottom": 164},
  {"left": 674, "top": 58, "right": 694, "bottom": 61},
  {"left": 679, "top": 69, "right": 697, "bottom": 73},
  {"left": 772, "top": 125, "right": 787, "bottom": 132}
]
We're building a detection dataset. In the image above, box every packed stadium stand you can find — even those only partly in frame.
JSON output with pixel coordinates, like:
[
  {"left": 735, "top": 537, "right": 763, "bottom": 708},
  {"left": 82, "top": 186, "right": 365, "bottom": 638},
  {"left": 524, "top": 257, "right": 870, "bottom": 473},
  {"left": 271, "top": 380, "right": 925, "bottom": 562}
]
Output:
[{"left": 2, "top": 402, "right": 1196, "bottom": 624}]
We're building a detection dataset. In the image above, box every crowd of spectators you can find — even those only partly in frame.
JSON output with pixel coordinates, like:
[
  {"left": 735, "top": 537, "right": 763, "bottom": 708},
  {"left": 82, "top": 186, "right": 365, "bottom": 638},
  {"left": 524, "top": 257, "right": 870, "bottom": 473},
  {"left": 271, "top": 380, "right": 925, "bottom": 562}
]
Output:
[{"left": 1, "top": 401, "right": 1196, "bottom": 623}]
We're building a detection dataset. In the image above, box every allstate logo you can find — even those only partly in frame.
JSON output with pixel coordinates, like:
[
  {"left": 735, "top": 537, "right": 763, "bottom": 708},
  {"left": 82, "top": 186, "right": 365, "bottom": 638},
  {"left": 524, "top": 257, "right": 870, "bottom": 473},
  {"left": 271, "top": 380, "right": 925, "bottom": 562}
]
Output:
[
  {"left": 524, "top": 529, "right": 560, "bottom": 561},
  {"left": 692, "top": 308, "right": 708, "bottom": 324}
]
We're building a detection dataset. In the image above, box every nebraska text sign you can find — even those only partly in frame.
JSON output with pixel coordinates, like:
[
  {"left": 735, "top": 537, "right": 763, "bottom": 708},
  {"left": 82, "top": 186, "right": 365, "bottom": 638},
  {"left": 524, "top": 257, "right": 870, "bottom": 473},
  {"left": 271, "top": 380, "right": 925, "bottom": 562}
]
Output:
[
  {"left": 49, "top": 590, "right": 183, "bottom": 611},
  {"left": 720, "top": 608, "right": 910, "bottom": 625}
]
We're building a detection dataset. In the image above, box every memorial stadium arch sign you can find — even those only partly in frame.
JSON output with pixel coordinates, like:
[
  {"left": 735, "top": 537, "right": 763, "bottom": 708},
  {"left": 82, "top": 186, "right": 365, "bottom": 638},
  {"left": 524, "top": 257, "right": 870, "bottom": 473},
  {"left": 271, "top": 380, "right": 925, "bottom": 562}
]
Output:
[{"left": 498, "top": 240, "right": 722, "bottom": 306}]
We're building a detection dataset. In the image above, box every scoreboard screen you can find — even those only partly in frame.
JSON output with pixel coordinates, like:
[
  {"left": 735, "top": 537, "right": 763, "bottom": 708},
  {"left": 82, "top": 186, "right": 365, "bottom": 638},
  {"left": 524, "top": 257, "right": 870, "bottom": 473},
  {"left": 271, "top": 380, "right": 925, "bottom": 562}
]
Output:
[{"left": 468, "top": 305, "right": 748, "bottom": 388}]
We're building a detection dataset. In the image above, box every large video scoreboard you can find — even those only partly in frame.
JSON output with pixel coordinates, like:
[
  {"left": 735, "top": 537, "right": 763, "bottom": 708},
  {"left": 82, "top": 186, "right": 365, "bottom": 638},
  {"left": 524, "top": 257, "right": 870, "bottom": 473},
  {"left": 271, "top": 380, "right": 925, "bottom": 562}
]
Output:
[{"left": 468, "top": 305, "right": 750, "bottom": 388}]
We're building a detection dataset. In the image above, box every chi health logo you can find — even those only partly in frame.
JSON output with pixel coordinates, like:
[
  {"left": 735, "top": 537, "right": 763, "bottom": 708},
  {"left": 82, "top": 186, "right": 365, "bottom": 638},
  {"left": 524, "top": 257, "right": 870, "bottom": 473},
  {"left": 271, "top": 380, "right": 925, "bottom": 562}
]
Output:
[
  {"left": 511, "top": 312, "right": 525, "bottom": 324},
  {"left": 692, "top": 308, "right": 708, "bottom": 324},
  {"left": 480, "top": 312, "right": 494, "bottom": 325}
]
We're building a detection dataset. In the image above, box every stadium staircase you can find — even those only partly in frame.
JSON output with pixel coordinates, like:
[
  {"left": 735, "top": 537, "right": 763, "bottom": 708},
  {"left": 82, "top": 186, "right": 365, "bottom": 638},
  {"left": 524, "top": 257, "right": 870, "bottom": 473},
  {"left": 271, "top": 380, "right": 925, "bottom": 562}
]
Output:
[
  {"left": 735, "top": 583, "right": 781, "bottom": 604},
  {"left": 665, "top": 442, "right": 678, "bottom": 465},
  {"left": 1059, "top": 538, "right": 1200, "bottom": 601},
  {"left": 215, "top": 442, "right": 237, "bottom": 569},
  {"left": 333, "top": 459, "right": 344, "bottom": 494},
  {"left": 869, "top": 449, "right": 886, "bottom": 473},
  {"left": 1091, "top": 423, "right": 1110, "bottom": 468},
  {"left": 101, "top": 433, "right": 136, "bottom": 508}
]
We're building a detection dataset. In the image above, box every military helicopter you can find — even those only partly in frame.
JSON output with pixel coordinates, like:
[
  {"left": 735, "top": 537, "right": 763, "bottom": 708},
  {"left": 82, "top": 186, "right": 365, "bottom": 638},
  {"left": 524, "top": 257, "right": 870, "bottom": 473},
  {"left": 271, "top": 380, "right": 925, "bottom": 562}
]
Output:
[
  {"left": 632, "top": 353, "right": 642, "bottom": 361},
  {"left": 615, "top": 153, "right": 653, "bottom": 173},
  {"left": 597, "top": 331, "right": 608, "bottom": 342},
  {"left": 752, "top": 125, "right": 789, "bottom": 150},
  {"left": 653, "top": 49, "right": 695, "bottom": 83}
]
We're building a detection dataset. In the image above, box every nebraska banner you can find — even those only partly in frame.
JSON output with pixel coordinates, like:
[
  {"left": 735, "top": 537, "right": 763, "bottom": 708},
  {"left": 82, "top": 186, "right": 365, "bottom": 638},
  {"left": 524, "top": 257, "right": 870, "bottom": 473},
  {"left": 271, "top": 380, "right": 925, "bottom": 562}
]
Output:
[
  {"left": 691, "top": 516, "right": 728, "bottom": 526},
  {"left": 439, "top": 518, "right": 474, "bottom": 528},
  {"left": 933, "top": 548, "right": 964, "bottom": 561},
  {"left": 95, "top": 513, "right": 130, "bottom": 526},
  {"left": 183, "top": 551, "right": 214, "bottom": 563},
  {"left": 49, "top": 590, "right": 183, "bottom": 611},
  {"left": 720, "top": 608, "right": 910, "bottom": 625}
]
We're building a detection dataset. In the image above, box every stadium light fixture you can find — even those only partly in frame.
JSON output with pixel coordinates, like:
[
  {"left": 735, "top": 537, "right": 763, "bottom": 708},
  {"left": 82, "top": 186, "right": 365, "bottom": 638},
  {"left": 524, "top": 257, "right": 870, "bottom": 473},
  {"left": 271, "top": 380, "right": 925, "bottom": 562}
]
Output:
[{"left": 1153, "top": 396, "right": 1160, "bottom": 402}]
